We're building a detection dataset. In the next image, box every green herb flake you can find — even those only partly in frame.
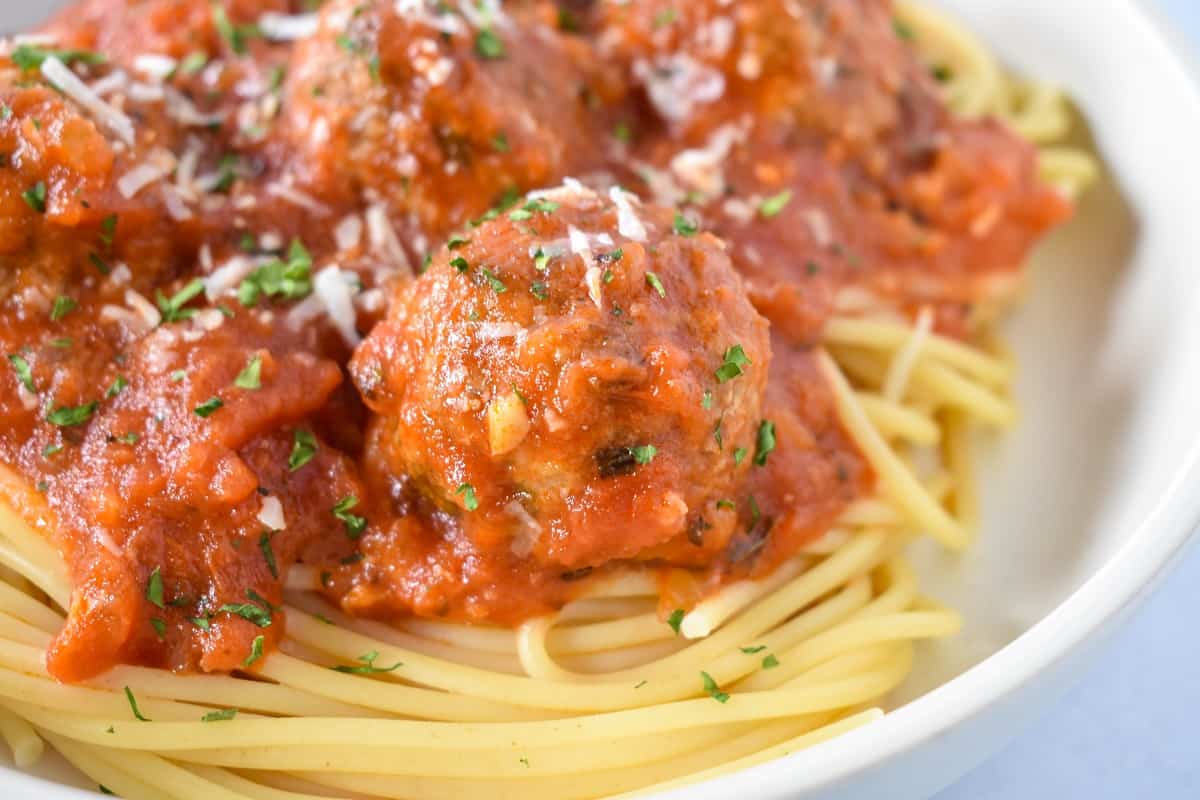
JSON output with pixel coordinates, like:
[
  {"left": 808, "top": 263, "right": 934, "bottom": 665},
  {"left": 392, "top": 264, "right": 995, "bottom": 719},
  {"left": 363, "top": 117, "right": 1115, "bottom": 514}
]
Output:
[
  {"left": 715, "top": 344, "right": 751, "bottom": 383},
  {"left": 666, "top": 608, "right": 685, "bottom": 634},
  {"left": 234, "top": 354, "right": 262, "bottom": 390},
  {"left": 754, "top": 420, "right": 776, "bottom": 466},
  {"left": 893, "top": 19, "right": 915, "bottom": 40},
  {"left": 481, "top": 267, "right": 507, "bottom": 294},
  {"left": 631, "top": 444, "right": 658, "bottom": 465},
  {"left": 200, "top": 708, "right": 238, "bottom": 722},
  {"left": 237, "top": 239, "right": 312, "bottom": 306},
  {"left": 219, "top": 602, "right": 272, "bottom": 627},
  {"left": 49, "top": 337, "right": 72, "bottom": 349},
  {"left": 156, "top": 279, "right": 206, "bottom": 323},
  {"left": 645, "top": 271, "right": 666, "bottom": 298},
  {"left": 50, "top": 295, "right": 77, "bottom": 321},
  {"left": 700, "top": 671, "right": 730, "bottom": 703},
  {"left": 331, "top": 650, "right": 403, "bottom": 674},
  {"left": 213, "top": 3, "right": 259, "bottom": 56},
  {"left": 146, "top": 567, "right": 164, "bottom": 609},
  {"left": 614, "top": 120, "right": 632, "bottom": 144},
  {"left": 46, "top": 401, "right": 98, "bottom": 427},
  {"left": 716, "top": 498, "right": 736, "bottom": 510},
  {"left": 530, "top": 281, "right": 549, "bottom": 301},
  {"left": 22, "top": 181, "right": 46, "bottom": 213},
  {"left": 739, "top": 645, "right": 767, "bottom": 654},
  {"left": 447, "top": 236, "right": 471, "bottom": 251},
  {"left": 673, "top": 211, "right": 698, "bottom": 237},
  {"left": 191, "top": 616, "right": 212, "bottom": 631},
  {"left": 733, "top": 447, "right": 747, "bottom": 466},
  {"left": 98, "top": 786, "right": 115, "bottom": 795},
  {"left": 759, "top": 189, "right": 793, "bottom": 218},
  {"left": 451, "top": 257, "right": 470, "bottom": 273},
  {"left": 492, "top": 131, "right": 509, "bottom": 152},
  {"left": 456, "top": 483, "right": 479, "bottom": 512},
  {"left": 653, "top": 8, "right": 678, "bottom": 28},
  {"left": 532, "top": 248, "right": 550, "bottom": 271},
  {"left": 288, "top": 429, "right": 317, "bottom": 471},
  {"left": 149, "top": 617, "right": 166, "bottom": 639},
  {"left": 475, "top": 28, "right": 505, "bottom": 59},
  {"left": 115, "top": 432, "right": 139, "bottom": 445},
  {"left": 762, "top": 654, "right": 780, "bottom": 669},
  {"left": 332, "top": 495, "right": 368, "bottom": 540},
  {"left": 702, "top": 391, "right": 713, "bottom": 410},
  {"left": 8, "top": 354, "right": 35, "bottom": 394},
  {"left": 932, "top": 64, "right": 953, "bottom": 82},
  {"left": 713, "top": 416, "right": 724, "bottom": 449},
  {"left": 170, "top": 370, "right": 187, "bottom": 383},
  {"left": 259, "top": 531, "right": 278, "bottom": 578},
  {"left": 194, "top": 397, "right": 224, "bottom": 418},
  {"left": 123, "top": 686, "right": 150, "bottom": 721},
  {"left": 105, "top": 375, "right": 129, "bottom": 398},
  {"left": 11, "top": 45, "right": 105, "bottom": 72},
  {"left": 42, "top": 443, "right": 63, "bottom": 457},
  {"left": 180, "top": 51, "right": 209, "bottom": 75},
  {"left": 244, "top": 634, "right": 265, "bottom": 667}
]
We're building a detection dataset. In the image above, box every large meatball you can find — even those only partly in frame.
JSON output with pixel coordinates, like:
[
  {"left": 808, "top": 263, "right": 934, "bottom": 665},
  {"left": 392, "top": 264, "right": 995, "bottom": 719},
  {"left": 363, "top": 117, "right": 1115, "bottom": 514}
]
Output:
[
  {"left": 274, "top": 0, "right": 616, "bottom": 258},
  {"left": 351, "top": 182, "right": 770, "bottom": 569}
]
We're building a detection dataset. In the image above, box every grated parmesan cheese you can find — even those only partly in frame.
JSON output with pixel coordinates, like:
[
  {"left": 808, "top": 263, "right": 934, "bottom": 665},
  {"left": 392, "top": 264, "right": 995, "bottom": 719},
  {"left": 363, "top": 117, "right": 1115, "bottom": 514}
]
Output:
[
  {"left": 258, "top": 12, "right": 320, "bottom": 41},
  {"left": 125, "top": 289, "right": 162, "bottom": 329},
  {"left": 257, "top": 496, "right": 286, "bottom": 530},
  {"left": 609, "top": 187, "right": 648, "bottom": 242},
  {"left": 313, "top": 267, "right": 362, "bottom": 346},
  {"left": 40, "top": 56, "right": 136, "bottom": 146},
  {"left": 633, "top": 54, "right": 725, "bottom": 124}
]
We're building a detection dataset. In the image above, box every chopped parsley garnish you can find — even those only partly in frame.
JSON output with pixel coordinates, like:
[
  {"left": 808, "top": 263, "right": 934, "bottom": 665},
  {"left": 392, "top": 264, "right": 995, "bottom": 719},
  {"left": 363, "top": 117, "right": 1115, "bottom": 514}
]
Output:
[
  {"left": 42, "top": 443, "right": 62, "bottom": 457},
  {"left": 123, "top": 686, "right": 150, "bottom": 721},
  {"left": 603, "top": 269, "right": 614, "bottom": 284},
  {"left": 475, "top": 28, "right": 505, "bottom": 60},
  {"left": 634, "top": 679, "right": 648, "bottom": 689},
  {"left": 194, "top": 397, "right": 224, "bottom": 418},
  {"left": 259, "top": 532, "right": 278, "bottom": 578},
  {"left": 702, "top": 391, "right": 713, "bottom": 410},
  {"left": 931, "top": 64, "right": 953, "bottom": 82},
  {"left": 480, "top": 267, "right": 507, "bottom": 293},
  {"left": 716, "top": 499, "right": 736, "bottom": 510},
  {"left": 22, "top": 182, "right": 46, "bottom": 213},
  {"left": 893, "top": 19, "right": 915, "bottom": 40},
  {"left": 508, "top": 198, "right": 560, "bottom": 221},
  {"left": 212, "top": 154, "right": 239, "bottom": 193},
  {"left": 156, "top": 279, "right": 206, "bottom": 323},
  {"left": 46, "top": 401, "right": 98, "bottom": 427},
  {"left": 170, "top": 370, "right": 187, "bottom": 383},
  {"left": 631, "top": 444, "right": 658, "bottom": 465},
  {"left": 200, "top": 708, "right": 238, "bottom": 722},
  {"left": 50, "top": 337, "right": 72, "bottom": 349},
  {"left": 88, "top": 252, "right": 111, "bottom": 275},
  {"left": 149, "top": 617, "right": 166, "bottom": 639},
  {"left": 645, "top": 272, "right": 666, "bottom": 298},
  {"left": 748, "top": 495, "right": 761, "bottom": 528},
  {"left": 179, "top": 51, "right": 209, "bottom": 75},
  {"left": 762, "top": 654, "right": 780, "bottom": 669},
  {"left": 456, "top": 483, "right": 479, "bottom": 511},
  {"left": 191, "top": 616, "right": 212, "bottom": 631},
  {"left": 759, "top": 189, "right": 793, "bottom": 218},
  {"left": 532, "top": 248, "right": 550, "bottom": 271},
  {"left": 234, "top": 355, "right": 262, "bottom": 390},
  {"left": 99, "top": 786, "right": 115, "bottom": 795},
  {"left": 11, "top": 45, "right": 105, "bottom": 72},
  {"left": 331, "top": 650, "right": 403, "bottom": 674},
  {"left": 713, "top": 416, "right": 724, "bottom": 449},
  {"left": 451, "top": 258, "right": 472, "bottom": 276},
  {"left": 654, "top": 8, "right": 678, "bottom": 28},
  {"left": 530, "top": 281, "right": 549, "bottom": 301},
  {"left": 492, "top": 132, "right": 509, "bottom": 152},
  {"left": 447, "top": 236, "right": 471, "bottom": 251},
  {"left": 8, "top": 354, "right": 35, "bottom": 394},
  {"left": 244, "top": 634, "right": 265, "bottom": 666},
  {"left": 754, "top": 420, "right": 776, "bottom": 466},
  {"left": 105, "top": 375, "right": 128, "bottom": 398},
  {"left": 700, "top": 671, "right": 729, "bottom": 703},
  {"left": 99, "top": 213, "right": 117, "bottom": 246},
  {"left": 332, "top": 495, "right": 367, "bottom": 539},
  {"left": 146, "top": 567, "right": 164, "bottom": 609},
  {"left": 733, "top": 447, "right": 747, "bottom": 465},
  {"left": 50, "top": 296, "right": 77, "bottom": 321},
  {"left": 288, "top": 429, "right": 317, "bottom": 471},
  {"left": 238, "top": 239, "right": 312, "bottom": 306},
  {"left": 805, "top": 260, "right": 821, "bottom": 276},
  {"left": 213, "top": 3, "right": 259, "bottom": 56},
  {"left": 614, "top": 121, "right": 633, "bottom": 144},
  {"left": 219, "top": 601, "right": 272, "bottom": 627},
  {"left": 715, "top": 344, "right": 751, "bottom": 383},
  {"left": 673, "top": 211, "right": 698, "bottom": 237},
  {"left": 115, "top": 432, "right": 139, "bottom": 445},
  {"left": 666, "top": 608, "right": 685, "bottom": 634},
  {"left": 739, "top": 645, "right": 767, "bottom": 654}
]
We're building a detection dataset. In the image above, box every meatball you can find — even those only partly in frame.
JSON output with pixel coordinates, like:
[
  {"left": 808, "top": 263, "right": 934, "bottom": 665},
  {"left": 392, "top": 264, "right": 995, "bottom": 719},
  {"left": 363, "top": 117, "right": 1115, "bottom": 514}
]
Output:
[
  {"left": 274, "top": 0, "right": 617, "bottom": 258},
  {"left": 351, "top": 182, "right": 771, "bottom": 569}
]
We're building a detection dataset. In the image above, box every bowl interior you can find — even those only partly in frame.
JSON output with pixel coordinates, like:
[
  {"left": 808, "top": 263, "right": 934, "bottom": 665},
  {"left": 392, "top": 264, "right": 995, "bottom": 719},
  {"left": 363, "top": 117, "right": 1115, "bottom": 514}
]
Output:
[{"left": 4, "top": 1, "right": 1200, "bottom": 799}]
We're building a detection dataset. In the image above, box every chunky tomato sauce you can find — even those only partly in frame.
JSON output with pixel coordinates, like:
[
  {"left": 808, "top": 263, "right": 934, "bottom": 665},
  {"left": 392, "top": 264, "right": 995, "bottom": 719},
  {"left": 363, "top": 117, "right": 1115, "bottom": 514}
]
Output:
[{"left": 0, "top": 0, "right": 1069, "bottom": 680}]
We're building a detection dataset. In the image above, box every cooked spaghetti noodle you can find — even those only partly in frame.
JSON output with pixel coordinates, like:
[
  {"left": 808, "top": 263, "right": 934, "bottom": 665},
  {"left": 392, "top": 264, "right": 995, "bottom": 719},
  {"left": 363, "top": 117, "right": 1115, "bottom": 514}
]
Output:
[{"left": 0, "top": 1, "right": 1097, "bottom": 798}]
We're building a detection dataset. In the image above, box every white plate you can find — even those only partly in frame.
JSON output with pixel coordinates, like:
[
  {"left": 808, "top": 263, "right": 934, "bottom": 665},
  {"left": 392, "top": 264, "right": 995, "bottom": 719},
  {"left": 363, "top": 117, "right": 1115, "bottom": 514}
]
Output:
[{"left": 4, "top": 1, "right": 1200, "bottom": 798}]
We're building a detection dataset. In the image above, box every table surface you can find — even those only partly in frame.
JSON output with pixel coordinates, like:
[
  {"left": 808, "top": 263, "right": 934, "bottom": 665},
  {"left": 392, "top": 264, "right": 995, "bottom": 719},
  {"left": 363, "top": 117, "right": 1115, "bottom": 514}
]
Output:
[{"left": 936, "top": 2, "right": 1200, "bottom": 798}]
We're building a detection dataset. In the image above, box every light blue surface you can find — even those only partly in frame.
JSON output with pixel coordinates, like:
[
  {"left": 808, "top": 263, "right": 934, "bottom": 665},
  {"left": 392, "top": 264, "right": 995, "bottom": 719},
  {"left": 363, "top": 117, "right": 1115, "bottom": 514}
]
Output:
[{"left": 936, "top": 2, "right": 1200, "bottom": 798}]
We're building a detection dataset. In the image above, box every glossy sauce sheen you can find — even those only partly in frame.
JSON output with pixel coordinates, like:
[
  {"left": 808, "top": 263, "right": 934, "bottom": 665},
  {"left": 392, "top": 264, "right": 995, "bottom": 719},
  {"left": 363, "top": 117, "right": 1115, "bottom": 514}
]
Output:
[{"left": 0, "top": 0, "right": 1069, "bottom": 680}]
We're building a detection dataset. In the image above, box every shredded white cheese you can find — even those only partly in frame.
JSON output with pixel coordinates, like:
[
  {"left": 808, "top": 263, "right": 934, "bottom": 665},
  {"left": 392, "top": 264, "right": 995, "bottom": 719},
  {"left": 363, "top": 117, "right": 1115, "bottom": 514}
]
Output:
[
  {"left": 116, "top": 149, "right": 176, "bottom": 199},
  {"left": 267, "top": 182, "right": 331, "bottom": 214},
  {"left": 125, "top": 289, "right": 162, "bottom": 329},
  {"left": 633, "top": 54, "right": 725, "bottom": 124},
  {"left": 609, "top": 187, "right": 648, "bottom": 242},
  {"left": 365, "top": 204, "right": 414, "bottom": 276},
  {"left": 313, "top": 267, "right": 362, "bottom": 346},
  {"left": 40, "top": 56, "right": 136, "bottom": 146},
  {"left": 203, "top": 256, "right": 254, "bottom": 300},
  {"left": 132, "top": 54, "right": 178, "bottom": 82},
  {"left": 257, "top": 496, "right": 287, "bottom": 531},
  {"left": 335, "top": 214, "right": 364, "bottom": 251},
  {"left": 258, "top": 12, "right": 320, "bottom": 41}
]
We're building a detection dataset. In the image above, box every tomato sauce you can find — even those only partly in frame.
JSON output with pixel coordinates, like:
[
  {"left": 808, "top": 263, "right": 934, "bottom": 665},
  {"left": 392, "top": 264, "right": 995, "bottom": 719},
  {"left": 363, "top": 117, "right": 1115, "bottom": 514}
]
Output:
[{"left": 0, "top": 0, "right": 1068, "bottom": 680}]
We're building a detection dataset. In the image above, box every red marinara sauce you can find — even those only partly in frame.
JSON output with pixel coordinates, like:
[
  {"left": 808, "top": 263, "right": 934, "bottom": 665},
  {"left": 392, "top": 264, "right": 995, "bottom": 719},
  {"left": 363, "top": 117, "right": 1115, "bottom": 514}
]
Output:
[{"left": 0, "top": 0, "right": 1070, "bottom": 680}]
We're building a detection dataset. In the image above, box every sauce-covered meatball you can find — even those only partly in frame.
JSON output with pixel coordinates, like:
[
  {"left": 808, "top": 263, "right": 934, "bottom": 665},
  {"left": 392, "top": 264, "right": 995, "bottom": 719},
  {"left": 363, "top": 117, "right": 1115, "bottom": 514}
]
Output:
[
  {"left": 274, "top": 0, "right": 616, "bottom": 260},
  {"left": 346, "top": 182, "right": 770, "bottom": 618}
]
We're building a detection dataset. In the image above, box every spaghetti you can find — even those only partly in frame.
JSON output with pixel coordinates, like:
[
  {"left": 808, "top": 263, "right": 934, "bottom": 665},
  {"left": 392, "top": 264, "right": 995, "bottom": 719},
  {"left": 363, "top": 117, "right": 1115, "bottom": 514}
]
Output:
[{"left": 0, "top": 1, "right": 1097, "bottom": 798}]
